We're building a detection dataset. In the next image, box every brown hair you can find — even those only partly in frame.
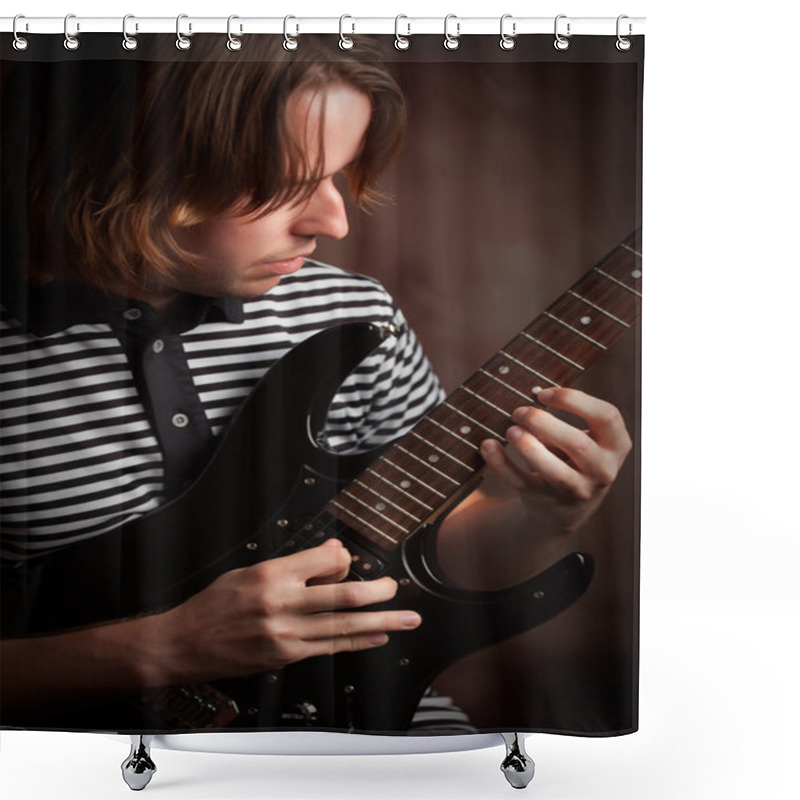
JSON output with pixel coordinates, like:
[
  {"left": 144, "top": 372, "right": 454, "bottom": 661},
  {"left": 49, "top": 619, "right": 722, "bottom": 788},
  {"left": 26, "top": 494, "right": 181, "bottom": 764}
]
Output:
[{"left": 11, "top": 35, "right": 405, "bottom": 293}]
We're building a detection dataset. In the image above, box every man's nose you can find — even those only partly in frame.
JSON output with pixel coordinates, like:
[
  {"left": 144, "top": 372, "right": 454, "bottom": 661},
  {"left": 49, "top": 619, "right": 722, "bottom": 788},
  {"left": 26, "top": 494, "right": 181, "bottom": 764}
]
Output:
[{"left": 292, "top": 180, "right": 349, "bottom": 241}]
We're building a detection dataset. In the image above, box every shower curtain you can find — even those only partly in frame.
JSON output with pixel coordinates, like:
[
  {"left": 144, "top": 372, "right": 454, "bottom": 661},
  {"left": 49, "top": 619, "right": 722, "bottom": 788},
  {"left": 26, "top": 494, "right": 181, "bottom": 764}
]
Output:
[{"left": 1, "top": 26, "right": 642, "bottom": 740}]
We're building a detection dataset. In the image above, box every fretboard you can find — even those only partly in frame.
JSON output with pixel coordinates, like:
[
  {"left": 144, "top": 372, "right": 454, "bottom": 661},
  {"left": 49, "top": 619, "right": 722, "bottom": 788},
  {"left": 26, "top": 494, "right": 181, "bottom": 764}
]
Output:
[{"left": 328, "top": 231, "right": 642, "bottom": 550}]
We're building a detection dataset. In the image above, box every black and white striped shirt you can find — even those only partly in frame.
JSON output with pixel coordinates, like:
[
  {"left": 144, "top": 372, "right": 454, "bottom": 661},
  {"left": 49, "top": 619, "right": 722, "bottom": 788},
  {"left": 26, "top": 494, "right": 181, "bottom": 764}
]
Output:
[{"left": 0, "top": 261, "right": 443, "bottom": 563}]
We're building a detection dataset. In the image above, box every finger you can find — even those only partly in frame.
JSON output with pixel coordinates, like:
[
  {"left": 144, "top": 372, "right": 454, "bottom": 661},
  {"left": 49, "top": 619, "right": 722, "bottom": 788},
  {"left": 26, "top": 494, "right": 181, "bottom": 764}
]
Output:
[
  {"left": 299, "top": 632, "right": 391, "bottom": 659},
  {"left": 491, "top": 427, "right": 595, "bottom": 501},
  {"left": 275, "top": 539, "right": 351, "bottom": 583},
  {"left": 305, "top": 539, "right": 353, "bottom": 586},
  {"left": 297, "top": 608, "right": 422, "bottom": 642},
  {"left": 480, "top": 439, "right": 530, "bottom": 492},
  {"left": 510, "top": 406, "right": 614, "bottom": 482},
  {"left": 536, "top": 388, "right": 632, "bottom": 453},
  {"left": 301, "top": 576, "right": 399, "bottom": 614}
]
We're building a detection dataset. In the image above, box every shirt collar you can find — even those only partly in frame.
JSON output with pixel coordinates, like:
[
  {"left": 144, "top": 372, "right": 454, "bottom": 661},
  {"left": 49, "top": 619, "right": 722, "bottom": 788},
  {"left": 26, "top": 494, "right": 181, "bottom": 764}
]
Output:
[{"left": 5, "top": 280, "right": 245, "bottom": 338}]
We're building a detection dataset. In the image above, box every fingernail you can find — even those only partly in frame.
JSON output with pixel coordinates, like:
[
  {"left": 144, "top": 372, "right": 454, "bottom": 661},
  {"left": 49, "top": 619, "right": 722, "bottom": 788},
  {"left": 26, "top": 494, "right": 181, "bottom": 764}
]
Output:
[
  {"left": 507, "top": 425, "right": 524, "bottom": 440},
  {"left": 537, "top": 388, "right": 556, "bottom": 402},
  {"left": 511, "top": 407, "right": 530, "bottom": 422},
  {"left": 368, "top": 634, "right": 389, "bottom": 646},
  {"left": 401, "top": 613, "right": 422, "bottom": 628},
  {"left": 481, "top": 439, "right": 501, "bottom": 455}
]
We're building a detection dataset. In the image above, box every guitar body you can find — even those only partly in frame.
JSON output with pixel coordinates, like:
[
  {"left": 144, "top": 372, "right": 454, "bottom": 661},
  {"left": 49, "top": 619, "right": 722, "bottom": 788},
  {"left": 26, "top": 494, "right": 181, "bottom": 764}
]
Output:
[{"left": 2, "top": 321, "right": 593, "bottom": 733}]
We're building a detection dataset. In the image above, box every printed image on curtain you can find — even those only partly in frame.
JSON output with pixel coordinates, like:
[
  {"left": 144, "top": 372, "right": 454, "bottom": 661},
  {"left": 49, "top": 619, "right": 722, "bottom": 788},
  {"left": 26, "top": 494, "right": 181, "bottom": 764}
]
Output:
[{"left": 0, "top": 33, "right": 642, "bottom": 737}]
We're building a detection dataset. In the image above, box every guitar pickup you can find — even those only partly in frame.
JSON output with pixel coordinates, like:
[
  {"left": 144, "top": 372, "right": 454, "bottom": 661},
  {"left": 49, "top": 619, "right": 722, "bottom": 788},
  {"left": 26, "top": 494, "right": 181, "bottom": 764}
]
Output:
[{"left": 338, "top": 536, "right": 386, "bottom": 580}]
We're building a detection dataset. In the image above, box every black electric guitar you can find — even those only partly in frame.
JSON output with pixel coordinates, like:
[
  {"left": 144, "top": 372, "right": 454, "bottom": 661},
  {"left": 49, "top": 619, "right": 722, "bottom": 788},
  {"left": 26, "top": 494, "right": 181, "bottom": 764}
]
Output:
[{"left": 2, "top": 231, "right": 641, "bottom": 733}]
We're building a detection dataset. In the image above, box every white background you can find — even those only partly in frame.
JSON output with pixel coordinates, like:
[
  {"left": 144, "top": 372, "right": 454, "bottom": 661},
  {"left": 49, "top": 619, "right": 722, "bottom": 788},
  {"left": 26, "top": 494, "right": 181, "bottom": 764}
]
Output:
[{"left": 2, "top": 1, "right": 799, "bottom": 798}]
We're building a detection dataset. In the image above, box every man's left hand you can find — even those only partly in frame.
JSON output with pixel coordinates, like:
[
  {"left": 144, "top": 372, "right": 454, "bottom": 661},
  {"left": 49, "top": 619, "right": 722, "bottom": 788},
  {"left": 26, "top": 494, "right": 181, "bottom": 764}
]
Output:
[{"left": 479, "top": 387, "right": 632, "bottom": 533}]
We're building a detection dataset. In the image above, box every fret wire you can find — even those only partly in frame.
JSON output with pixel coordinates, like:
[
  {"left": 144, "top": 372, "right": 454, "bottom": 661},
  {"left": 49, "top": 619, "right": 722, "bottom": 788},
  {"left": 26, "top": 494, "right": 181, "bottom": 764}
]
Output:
[
  {"left": 543, "top": 312, "right": 607, "bottom": 350},
  {"left": 352, "top": 477, "right": 423, "bottom": 522},
  {"left": 426, "top": 415, "right": 480, "bottom": 452},
  {"left": 593, "top": 267, "right": 643, "bottom": 298},
  {"left": 520, "top": 332, "right": 585, "bottom": 371},
  {"left": 568, "top": 291, "right": 630, "bottom": 327},
  {"left": 620, "top": 242, "right": 642, "bottom": 258},
  {"left": 497, "top": 350, "right": 560, "bottom": 387},
  {"left": 382, "top": 455, "right": 448, "bottom": 499},
  {"left": 461, "top": 385, "right": 513, "bottom": 421},
  {"left": 478, "top": 368, "right": 537, "bottom": 403},
  {"left": 410, "top": 430, "right": 474, "bottom": 471},
  {"left": 443, "top": 401, "right": 507, "bottom": 441},
  {"left": 366, "top": 466, "right": 435, "bottom": 512},
  {"left": 340, "top": 488, "right": 413, "bottom": 533},
  {"left": 395, "top": 444, "right": 461, "bottom": 486},
  {"left": 329, "top": 499, "right": 399, "bottom": 544}
]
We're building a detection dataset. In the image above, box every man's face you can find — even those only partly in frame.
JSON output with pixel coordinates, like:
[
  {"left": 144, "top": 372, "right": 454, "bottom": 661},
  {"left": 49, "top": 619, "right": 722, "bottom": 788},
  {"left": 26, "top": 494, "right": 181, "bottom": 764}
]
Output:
[{"left": 168, "top": 83, "right": 371, "bottom": 301}]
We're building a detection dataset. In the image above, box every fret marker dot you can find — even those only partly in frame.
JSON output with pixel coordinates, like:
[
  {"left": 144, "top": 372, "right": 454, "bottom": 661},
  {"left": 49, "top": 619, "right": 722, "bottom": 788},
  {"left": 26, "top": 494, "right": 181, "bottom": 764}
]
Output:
[
  {"left": 532, "top": 386, "right": 543, "bottom": 395},
  {"left": 376, "top": 502, "right": 386, "bottom": 512},
  {"left": 460, "top": 425, "right": 472, "bottom": 435},
  {"left": 498, "top": 365, "right": 510, "bottom": 375},
  {"left": 428, "top": 454, "right": 439, "bottom": 463},
  {"left": 632, "top": 269, "right": 642, "bottom": 278},
  {"left": 580, "top": 315, "right": 591, "bottom": 325},
  {"left": 400, "top": 480, "right": 411, "bottom": 489}
]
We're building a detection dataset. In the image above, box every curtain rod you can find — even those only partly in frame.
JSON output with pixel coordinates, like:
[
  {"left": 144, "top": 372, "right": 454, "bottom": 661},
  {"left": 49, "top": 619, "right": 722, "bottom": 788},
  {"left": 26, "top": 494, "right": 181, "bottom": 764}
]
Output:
[{"left": 1, "top": 16, "right": 646, "bottom": 37}]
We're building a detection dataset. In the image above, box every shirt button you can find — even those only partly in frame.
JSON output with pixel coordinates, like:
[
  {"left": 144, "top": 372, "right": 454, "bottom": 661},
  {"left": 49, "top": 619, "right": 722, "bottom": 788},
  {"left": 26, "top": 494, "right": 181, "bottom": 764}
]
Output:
[
  {"left": 123, "top": 308, "right": 142, "bottom": 321},
  {"left": 152, "top": 339, "right": 165, "bottom": 354},
  {"left": 171, "top": 413, "right": 190, "bottom": 429}
]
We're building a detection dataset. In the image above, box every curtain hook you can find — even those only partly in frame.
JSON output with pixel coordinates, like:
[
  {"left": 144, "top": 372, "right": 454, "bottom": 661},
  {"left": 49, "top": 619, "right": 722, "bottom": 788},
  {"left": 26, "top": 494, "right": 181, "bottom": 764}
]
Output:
[
  {"left": 616, "top": 15, "right": 632, "bottom": 51},
  {"left": 12, "top": 15, "right": 29, "bottom": 51},
  {"left": 394, "top": 15, "right": 411, "bottom": 50},
  {"left": 500, "top": 14, "right": 516, "bottom": 50},
  {"left": 176, "top": 14, "right": 192, "bottom": 50},
  {"left": 63, "top": 13, "right": 80, "bottom": 51},
  {"left": 444, "top": 14, "right": 460, "bottom": 51},
  {"left": 554, "top": 14, "right": 570, "bottom": 51},
  {"left": 339, "top": 15, "right": 355, "bottom": 50},
  {"left": 283, "top": 15, "right": 299, "bottom": 51},
  {"left": 122, "top": 15, "right": 138, "bottom": 51},
  {"left": 227, "top": 15, "right": 242, "bottom": 51}
]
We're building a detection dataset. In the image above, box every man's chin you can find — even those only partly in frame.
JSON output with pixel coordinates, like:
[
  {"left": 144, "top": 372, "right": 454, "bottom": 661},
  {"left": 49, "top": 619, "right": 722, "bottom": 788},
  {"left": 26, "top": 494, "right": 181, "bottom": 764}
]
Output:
[{"left": 241, "top": 276, "right": 282, "bottom": 299}]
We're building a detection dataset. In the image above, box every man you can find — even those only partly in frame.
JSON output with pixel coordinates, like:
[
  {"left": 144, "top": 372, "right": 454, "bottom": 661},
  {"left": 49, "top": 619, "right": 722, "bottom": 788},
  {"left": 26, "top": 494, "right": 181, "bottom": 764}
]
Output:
[{"left": 0, "top": 36, "right": 631, "bottom": 730}]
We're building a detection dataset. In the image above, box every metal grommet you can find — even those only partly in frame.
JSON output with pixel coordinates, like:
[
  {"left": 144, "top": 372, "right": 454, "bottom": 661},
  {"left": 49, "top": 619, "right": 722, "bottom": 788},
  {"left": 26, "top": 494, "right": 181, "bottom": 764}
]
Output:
[
  {"left": 227, "top": 15, "right": 242, "bottom": 51},
  {"left": 616, "top": 15, "right": 632, "bottom": 51},
  {"left": 500, "top": 14, "right": 516, "bottom": 50},
  {"left": 283, "top": 15, "right": 299, "bottom": 51},
  {"left": 339, "top": 14, "right": 354, "bottom": 50},
  {"left": 394, "top": 15, "right": 410, "bottom": 50},
  {"left": 63, "top": 13, "right": 79, "bottom": 51},
  {"left": 122, "top": 14, "right": 138, "bottom": 51},
  {"left": 176, "top": 13, "right": 192, "bottom": 50},
  {"left": 444, "top": 14, "right": 460, "bottom": 51},
  {"left": 554, "top": 14, "right": 570, "bottom": 51},
  {"left": 13, "top": 15, "right": 29, "bottom": 51}
]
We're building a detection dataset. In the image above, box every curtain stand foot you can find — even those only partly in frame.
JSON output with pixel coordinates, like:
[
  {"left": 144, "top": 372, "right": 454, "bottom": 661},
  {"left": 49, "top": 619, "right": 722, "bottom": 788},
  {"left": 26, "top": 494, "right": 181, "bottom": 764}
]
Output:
[
  {"left": 121, "top": 735, "right": 157, "bottom": 791},
  {"left": 500, "top": 733, "right": 535, "bottom": 789}
]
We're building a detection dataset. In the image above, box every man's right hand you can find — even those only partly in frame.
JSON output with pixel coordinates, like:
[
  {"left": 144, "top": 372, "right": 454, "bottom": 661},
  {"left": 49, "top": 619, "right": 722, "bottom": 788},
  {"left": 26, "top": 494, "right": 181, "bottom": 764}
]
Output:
[{"left": 143, "top": 538, "right": 422, "bottom": 686}]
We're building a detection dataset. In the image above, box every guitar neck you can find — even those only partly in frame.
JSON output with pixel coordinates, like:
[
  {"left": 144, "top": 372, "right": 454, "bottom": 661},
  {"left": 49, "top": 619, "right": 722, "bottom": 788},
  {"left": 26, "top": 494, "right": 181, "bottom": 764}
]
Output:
[{"left": 328, "top": 231, "right": 642, "bottom": 550}]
